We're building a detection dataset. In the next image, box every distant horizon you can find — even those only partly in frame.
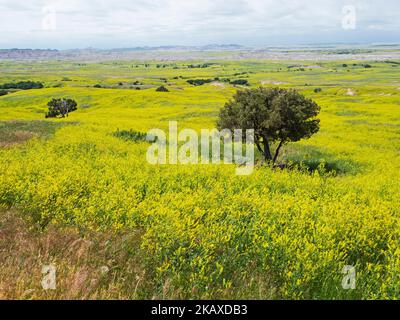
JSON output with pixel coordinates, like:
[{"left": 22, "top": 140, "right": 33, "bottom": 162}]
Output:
[
  {"left": 2, "top": 41, "right": 400, "bottom": 51},
  {"left": 1, "top": 1, "right": 399, "bottom": 50}
]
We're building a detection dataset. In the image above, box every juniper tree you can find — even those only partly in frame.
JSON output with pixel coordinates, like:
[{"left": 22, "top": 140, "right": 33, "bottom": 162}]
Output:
[
  {"left": 45, "top": 98, "right": 77, "bottom": 118},
  {"left": 217, "top": 87, "right": 320, "bottom": 164}
]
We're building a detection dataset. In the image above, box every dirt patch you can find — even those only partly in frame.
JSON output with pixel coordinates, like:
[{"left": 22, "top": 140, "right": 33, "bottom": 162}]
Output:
[
  {"left": 210, "top": 82, "right": 225, "bottom": 88},
  {"left": 307, "top": 65, "right": 323, "bottom": 69},
  {"left": 0, "top": 130, "right": 38, "bottom": 148},
  {"left": 346, "top": 88, "right": 356, "bottom": 96},
  {"left": 261, "top": 80, "right": 288, "bottom": 85},
  {"left": 0, "top": 121, "right": 77, "bottom": 148}
]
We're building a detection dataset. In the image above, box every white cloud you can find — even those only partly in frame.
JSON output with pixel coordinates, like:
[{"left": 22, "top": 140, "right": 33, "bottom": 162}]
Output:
[{"left": 0, "top": 0, "right": 399, "bottom": 48}]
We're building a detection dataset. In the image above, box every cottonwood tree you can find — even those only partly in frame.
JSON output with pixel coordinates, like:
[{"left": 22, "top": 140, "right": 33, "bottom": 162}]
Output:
[
  {"left": 45, "top": 98, "right": 77, "bottom": 118},
  {"left": 217, "top": 87, "right": 320, "bottom": 164}
]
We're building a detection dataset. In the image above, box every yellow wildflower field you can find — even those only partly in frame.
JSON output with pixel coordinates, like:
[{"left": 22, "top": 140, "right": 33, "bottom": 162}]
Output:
[{"left": 0, "top": 60, "right": 399, "bottom": 299}]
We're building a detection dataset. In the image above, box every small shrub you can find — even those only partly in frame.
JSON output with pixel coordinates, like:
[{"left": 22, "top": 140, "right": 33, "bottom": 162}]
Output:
[
  {"left": 156, "top": 85, "right": 169, "bottom": 92},
  {"left": 93, "top": 84, "right": 102, "bottom": 88},
  {"left": 0, "top": 90, "right": 8, "bottom": 96},
  {"left": 113, "top": 129, "right": 156, "bottom": 143},
  {"left": 314, "top": 88, "right": 322, "bottom": 93}
]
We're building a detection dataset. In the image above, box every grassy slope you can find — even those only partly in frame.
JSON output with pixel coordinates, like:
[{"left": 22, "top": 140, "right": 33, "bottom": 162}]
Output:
[{"left": 0, "top": 60, "right": 399, "bottom": 299}]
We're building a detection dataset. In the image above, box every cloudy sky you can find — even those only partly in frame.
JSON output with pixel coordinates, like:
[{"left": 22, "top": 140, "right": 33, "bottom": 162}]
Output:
[{"left": 0, "top": 0, "right": 399, "bottom": 49}]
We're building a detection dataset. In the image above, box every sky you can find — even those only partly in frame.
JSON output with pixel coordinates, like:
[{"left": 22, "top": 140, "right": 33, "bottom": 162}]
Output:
[{"left": 0, "top": 0, "right": 399, "bottom": 49}]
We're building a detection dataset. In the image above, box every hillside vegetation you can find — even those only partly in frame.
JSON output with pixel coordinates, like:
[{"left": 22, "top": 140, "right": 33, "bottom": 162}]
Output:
[{"left": 0, "top": 59, "right": 400, "bottom": 299}]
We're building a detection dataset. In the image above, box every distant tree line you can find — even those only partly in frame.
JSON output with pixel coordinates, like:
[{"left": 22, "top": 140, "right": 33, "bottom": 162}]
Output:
[
  {"left": 230, "top": 79, "right": 249, "bottom": 86},
  {"left": 0, "top": 81, "right": 44, "bottom": 90},
  {"left": 342, "top": 63, "right": 372, "bottom": 68},
  {"left": 187, "top": 79, "right": 213, "bottom": 86},
  {"left": 187, "top": 63, "right": 213, "bottom": 69},
  {"left": 187, "top": 78, "right": 249, "bottom": 86}
]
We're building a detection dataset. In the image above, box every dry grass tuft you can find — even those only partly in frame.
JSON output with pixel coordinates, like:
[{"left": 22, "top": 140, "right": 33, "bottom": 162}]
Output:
[{"left": 0, "top": 209, "right": 153, "bottom": 300}]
